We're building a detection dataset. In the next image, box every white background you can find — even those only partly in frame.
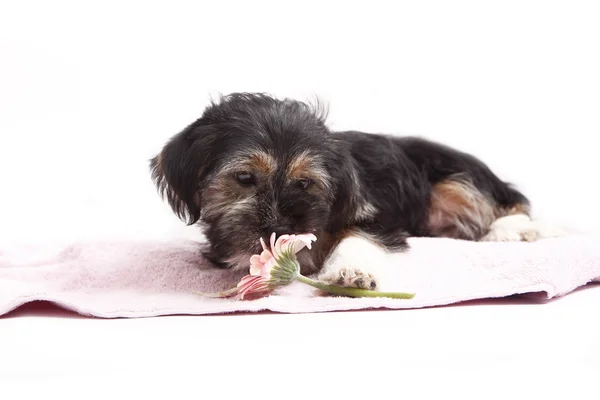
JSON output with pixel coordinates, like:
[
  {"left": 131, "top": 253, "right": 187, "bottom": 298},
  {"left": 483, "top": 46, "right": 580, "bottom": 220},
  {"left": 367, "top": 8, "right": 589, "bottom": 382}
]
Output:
[{"left": 1, "top": 1, "right": 599, "bottom": 399}]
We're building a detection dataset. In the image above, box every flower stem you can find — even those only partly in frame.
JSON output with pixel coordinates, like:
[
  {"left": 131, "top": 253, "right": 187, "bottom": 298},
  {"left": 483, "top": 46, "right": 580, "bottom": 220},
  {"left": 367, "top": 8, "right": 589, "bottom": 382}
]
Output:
[{"left": 295, "top": 274, "right": 415, "bottom": 299}]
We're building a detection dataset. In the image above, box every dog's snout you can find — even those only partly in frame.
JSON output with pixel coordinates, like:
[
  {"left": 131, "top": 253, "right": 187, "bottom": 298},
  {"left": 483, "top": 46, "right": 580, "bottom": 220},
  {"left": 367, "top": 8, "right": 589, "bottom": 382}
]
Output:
[
  {"left": 260, "top": 201, "right": 304, "bottom": 238},
  {"left": 260, "top": 207, "right": 293, "bottom": 236}
]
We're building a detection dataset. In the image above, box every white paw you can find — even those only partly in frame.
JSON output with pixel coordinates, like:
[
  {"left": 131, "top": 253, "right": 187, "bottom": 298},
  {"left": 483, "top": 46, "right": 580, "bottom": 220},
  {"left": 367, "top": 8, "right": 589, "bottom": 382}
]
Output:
[
  {"left": 319, "top": 265, "right": 379, "bottom": 290},
  {"left": 481, "top": 226, "right": 524, "bottom": 242},
  {"left": 481, "top": 214, "right": 566, "bottom": 242},
  {"left": 317, "top": 234, "right": 386, "bottom": 291}
]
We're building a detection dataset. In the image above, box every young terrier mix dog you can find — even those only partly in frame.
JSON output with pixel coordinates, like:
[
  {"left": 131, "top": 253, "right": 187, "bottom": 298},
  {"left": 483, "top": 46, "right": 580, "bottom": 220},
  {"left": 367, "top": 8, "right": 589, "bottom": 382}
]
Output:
[{"left": 150, "top": 92, "right": 561, "bottom": 291}]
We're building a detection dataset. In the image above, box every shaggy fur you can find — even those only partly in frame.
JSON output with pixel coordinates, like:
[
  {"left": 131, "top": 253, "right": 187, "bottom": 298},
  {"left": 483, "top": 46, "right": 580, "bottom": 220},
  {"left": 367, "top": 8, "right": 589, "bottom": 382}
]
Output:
[{"left": 150, "top": 92, "right": 536, "bottom": 289}]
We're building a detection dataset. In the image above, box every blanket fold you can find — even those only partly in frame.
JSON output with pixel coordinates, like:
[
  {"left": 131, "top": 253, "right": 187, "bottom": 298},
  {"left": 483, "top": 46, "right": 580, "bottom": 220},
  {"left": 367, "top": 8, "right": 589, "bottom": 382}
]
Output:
[{"left": 1, "top": 234, "right": 599, "bottom": 318}]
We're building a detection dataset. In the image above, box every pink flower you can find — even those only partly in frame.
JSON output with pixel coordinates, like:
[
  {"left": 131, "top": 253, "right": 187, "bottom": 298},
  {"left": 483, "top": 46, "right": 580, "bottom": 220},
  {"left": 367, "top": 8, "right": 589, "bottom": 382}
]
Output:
[
  {"left": 249, "top": 232, "right": 317, "bottom": 278},
  {"left": 197, "top": 232, "right": 319, "bottom": 301},
  {"left": 236, "top": 275, "right": 270, "bottom": 300},
  {"left": 196, "top": 230, "right": 416, "bottom": 301},
  {"left": 270, "top": 232, "right": 317, "bottom": 258},
  {"left": 249, "top": 238, "right": 277, "bottom": 278}
]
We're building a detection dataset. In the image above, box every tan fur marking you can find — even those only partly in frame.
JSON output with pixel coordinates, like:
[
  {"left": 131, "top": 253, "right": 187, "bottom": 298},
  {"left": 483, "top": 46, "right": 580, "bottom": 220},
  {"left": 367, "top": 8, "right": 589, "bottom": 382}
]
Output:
[
  {"left": 218, "top": 150, "right": 277, "bottom": 177},
  {"left": 287, "top": 151, "right": 313, "bottom": 178},
  {"left": 428, "top": 178, "right": 532, "bottom": 240},
  {"left": 286, "top": 151, "right": 330, "bottom": 189},
  {"left": 427, "top": 179, "right": 498, "bottom": 240},
  {"left": 245, "top": 151, "right": 276, "bottom": 175},
  {"left": 201, "top": 179, "right": 246, "bottom": 218}
]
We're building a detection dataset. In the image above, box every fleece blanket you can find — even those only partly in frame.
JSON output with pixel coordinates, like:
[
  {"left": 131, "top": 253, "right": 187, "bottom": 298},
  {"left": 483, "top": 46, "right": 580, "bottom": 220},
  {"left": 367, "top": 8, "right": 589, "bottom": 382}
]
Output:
[{"left": 1, "top": 234, "right": 600, "bottom": 318}]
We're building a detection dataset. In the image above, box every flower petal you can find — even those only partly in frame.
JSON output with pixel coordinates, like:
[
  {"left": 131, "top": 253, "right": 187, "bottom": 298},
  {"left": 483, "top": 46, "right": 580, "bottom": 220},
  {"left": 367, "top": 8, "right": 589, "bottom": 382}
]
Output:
[
  {"left": 260, "top": 257, "right": 277, "bottom": 279},
  {"left": 249, "top": 254, "right": 263, "bottom": 276},
  {"left": 291, "top": 233, "right": 317, "bottom": 253},
  {"left": 260, "top": 237, "right": 269, "bottom": 252},
  {"left": 275, "top": 234, "right": 293, "bottom": 257},
  {"left": 259, "top": 249, "right": 273, "bottom": 263},
  {"left": 249, "top": 232, "right": 318, "bottom": 280},
  {"left": 236, "top": 275, "right": 271, "bottom": 300},
  {"left": 269, "top": 232, "right": 277, "bottom": 257}
]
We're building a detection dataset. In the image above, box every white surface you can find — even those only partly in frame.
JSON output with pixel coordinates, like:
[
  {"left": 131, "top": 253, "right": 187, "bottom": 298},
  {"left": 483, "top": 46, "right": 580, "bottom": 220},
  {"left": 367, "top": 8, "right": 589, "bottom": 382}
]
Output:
[
  {"left": 1, "top": 0, "right": 599, "bottom": 398},
  {"left": 2, "top": 289, "right": 599, "bottom": 399}
]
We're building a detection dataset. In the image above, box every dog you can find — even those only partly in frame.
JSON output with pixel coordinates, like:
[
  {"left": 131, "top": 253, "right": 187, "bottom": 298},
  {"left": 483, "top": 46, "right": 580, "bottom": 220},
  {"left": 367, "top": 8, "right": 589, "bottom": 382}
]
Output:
[{"left": 149, "top": 92, "right": 562, "bottom": 290}]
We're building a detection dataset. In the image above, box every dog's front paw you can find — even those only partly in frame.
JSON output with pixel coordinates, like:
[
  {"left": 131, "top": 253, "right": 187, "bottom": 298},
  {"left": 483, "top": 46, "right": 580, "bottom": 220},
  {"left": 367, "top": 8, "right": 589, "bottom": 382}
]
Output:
[
  {"left": 317, "top": 232, "right": 387, "bottom": 292},
  {"left": 319, "top": 267, "right": 378, "bottom": 290}
]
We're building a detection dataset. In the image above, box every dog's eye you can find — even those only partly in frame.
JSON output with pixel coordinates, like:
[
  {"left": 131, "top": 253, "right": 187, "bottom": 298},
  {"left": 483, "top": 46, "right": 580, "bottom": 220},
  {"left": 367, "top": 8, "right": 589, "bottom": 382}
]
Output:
[
  {"left": 296, "top": 178, "right": 313, "bottom": 190},
  {"left": 236, "top": 172, "right": 256, "bottom": 186}
]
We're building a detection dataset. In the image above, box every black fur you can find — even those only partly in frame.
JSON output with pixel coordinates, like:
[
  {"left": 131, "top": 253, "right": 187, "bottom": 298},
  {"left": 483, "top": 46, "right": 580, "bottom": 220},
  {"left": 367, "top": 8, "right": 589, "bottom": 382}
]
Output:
[{"left": 150, "top": 92, "right": 530, "bottom": 271}]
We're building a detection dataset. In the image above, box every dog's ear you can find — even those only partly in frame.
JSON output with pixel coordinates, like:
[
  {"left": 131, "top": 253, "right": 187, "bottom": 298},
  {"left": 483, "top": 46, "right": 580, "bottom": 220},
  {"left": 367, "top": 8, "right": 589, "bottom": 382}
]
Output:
[{"left": 149, "top": 122, "right": 218, "bottom": 225}]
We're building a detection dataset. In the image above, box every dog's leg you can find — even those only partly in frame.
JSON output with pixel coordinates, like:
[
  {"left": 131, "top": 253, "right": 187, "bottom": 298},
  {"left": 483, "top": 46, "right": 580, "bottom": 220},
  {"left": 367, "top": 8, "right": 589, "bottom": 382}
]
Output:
[
  {"left": 317, "top": 232, "right": 389, "bottom": 291},
  {"left": 426, "top": 176, "right": 565, "bottom": 243},
  {"left": 480, "top": 213, "right": 566, "bottom": 242}
]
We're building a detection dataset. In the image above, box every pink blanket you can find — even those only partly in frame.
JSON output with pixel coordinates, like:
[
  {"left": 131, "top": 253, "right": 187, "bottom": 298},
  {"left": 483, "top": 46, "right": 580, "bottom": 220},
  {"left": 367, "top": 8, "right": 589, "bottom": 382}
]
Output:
[{"left": 1, "top": 234, "right": 600, "bottom": 318}]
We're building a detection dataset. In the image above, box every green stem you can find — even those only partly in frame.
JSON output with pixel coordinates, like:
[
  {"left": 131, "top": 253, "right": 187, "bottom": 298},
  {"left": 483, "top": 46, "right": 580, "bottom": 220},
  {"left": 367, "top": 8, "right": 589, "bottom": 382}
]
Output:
[{"left": 295, "top": 274, "right": 415, "bottom": 299}]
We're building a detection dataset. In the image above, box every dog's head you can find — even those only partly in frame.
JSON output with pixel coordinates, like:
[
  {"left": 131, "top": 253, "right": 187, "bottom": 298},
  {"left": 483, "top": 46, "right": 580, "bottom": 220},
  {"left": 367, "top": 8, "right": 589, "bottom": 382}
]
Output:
[{"left": 150, "top": 93, "right": 357, "bottom": 270}]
